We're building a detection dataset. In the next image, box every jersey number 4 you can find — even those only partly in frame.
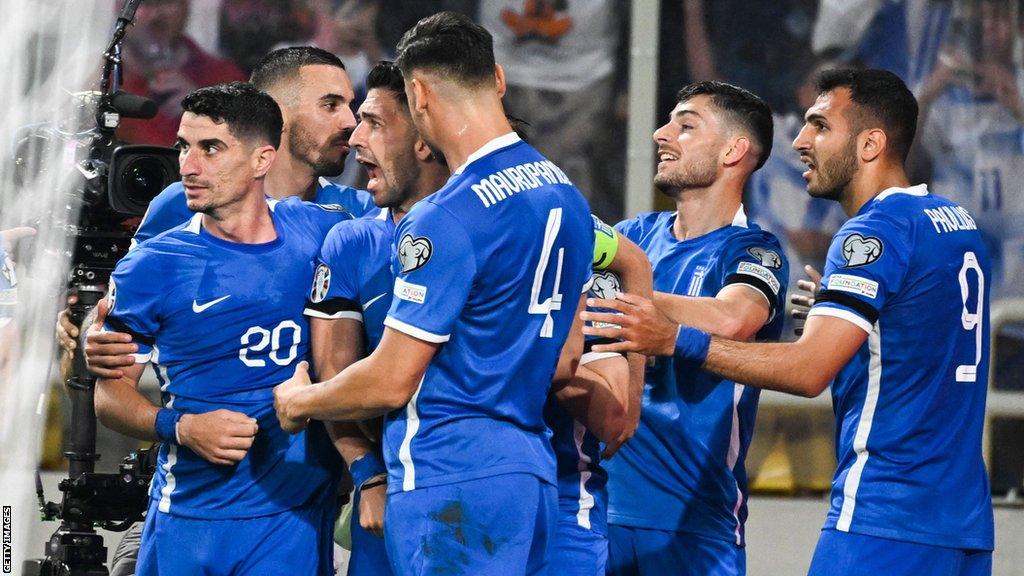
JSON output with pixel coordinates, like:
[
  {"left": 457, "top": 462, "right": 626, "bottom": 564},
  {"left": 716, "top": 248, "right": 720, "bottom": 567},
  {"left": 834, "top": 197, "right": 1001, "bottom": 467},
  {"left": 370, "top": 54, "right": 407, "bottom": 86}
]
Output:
[
  {"left": 239, "top": 320, "right": 302, "bottom": 367},
  {"left": 957, "top": 251, "right": 985, "bottom": 383},
  {"left": 529, "top": 208, "right": 565, "bottom": 338}
]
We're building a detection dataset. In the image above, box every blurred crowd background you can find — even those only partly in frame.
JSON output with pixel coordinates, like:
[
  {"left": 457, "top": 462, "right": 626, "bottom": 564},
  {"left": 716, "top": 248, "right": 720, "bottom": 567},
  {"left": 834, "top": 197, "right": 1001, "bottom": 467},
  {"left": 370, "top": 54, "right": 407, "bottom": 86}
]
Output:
[{"left": 25, "top": 0, "right": 1024, "bottom": 499}]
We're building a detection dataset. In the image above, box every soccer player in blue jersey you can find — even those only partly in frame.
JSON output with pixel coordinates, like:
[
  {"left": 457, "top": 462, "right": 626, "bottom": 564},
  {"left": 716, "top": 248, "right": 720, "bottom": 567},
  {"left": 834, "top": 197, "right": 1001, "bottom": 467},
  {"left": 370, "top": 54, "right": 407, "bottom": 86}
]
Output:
[
  {"left": 588, "top": 69, "right": 995, "bottom": 576},
  {"left": 273, "top": 12, "right": 595, "bottom": 574},
  {"left": 93, "top": 83, "right": 351, "bottom": 575},
  {"left": 582, "top": 81, "right": 789, "bottom": 576},
  {"left": 305, "top": 61, "right": 451, "bottom": 576},
  {"left": 60, "top": 46, "right": 375, "bottom": 377}
]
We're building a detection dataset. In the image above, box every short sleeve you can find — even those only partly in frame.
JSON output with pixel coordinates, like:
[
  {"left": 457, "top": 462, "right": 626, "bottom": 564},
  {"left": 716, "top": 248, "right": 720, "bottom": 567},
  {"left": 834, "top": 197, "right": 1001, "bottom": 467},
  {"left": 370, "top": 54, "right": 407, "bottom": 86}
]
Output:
[
  {"left": 592, "top": 215, "right": 619, "bottom": 271},
  {"left": 809, "top": 215, "right": 912, "bottom": 333},
  {"left": 305, "top": 222, "right": 364, "bottom": 321},
  {"left": 582, "top": 269, "right": 624, "bottom": 364},
  {"left": 717, "top": 232, "right": 790, "bottom": 321},
  {"left": 103, "top": 249, "right": 164, "bottom": 362},
  {"left": 133, "top": 183, "right": 191, "bottom": 247},
  {"left": 383, "top": 203, "right": 476, "bottom": 343}
]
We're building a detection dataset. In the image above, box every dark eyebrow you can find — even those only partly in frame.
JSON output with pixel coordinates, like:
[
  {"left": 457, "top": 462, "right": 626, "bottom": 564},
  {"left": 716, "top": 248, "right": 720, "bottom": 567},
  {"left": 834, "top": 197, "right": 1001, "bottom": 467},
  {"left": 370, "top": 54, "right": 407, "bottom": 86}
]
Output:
[
  {"left": 320, "top": 93, "right": 349, "bottom": 104},
  {"left": 358, "top": 109, "right": 383, "bottom": 123},
  {"left": 673, "top": 109, "right": 702, "bottom": 122},
  {"left": 805, "top": 112, "right": 828, "bottom": 124},
  {"left": 198, "top": 138, "right": 227, "bottom": 149}
]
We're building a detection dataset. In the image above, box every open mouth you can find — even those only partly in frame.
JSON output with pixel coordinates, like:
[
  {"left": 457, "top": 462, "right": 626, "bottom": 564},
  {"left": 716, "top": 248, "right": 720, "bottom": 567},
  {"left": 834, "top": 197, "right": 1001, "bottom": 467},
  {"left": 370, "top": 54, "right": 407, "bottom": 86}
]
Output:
[
  {"left": 357, "top": 157, "right": 382, "bottom": 189},
  {"left": 800, "top": 157, "right": 816, "bottom": 179},
  {"left": 657, "top": 149, "right": 679, "bottom": 168}
]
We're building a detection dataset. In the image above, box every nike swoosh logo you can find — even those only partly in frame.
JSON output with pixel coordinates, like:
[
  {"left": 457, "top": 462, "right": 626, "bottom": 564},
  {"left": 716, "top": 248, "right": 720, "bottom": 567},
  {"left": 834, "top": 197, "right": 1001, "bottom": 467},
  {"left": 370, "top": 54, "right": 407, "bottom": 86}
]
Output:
[
  {"left": 363, "top": 292, "right": 388, "bottom": 310},
  {"left": 192, "top": 295, "right": 231, "bottom": 313}
]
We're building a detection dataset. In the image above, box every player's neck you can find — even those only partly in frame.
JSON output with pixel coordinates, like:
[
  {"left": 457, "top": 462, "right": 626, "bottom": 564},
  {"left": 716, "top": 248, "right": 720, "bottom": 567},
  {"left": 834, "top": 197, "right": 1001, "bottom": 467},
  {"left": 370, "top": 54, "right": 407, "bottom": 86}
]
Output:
[
  {"left": 671, "top": 183, "right": 743, "bottom": 241},
  {"left": 202, "top": 188, "right": 277, "bottom": 244},
  {"left": 266, "top": 145, "right": 319, "bottom": 201},
  {"left": 843, "top": 165, "right": 912, "bottom": 216},
  {"left": 431, "top": 102, "right": 514, "bottom": 173}
]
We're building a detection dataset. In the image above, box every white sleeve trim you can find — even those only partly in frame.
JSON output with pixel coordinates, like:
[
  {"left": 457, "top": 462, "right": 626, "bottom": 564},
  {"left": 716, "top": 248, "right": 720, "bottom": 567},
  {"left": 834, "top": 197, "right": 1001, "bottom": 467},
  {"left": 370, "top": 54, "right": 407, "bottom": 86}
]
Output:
[
  {"left": 808, "top": 306, "right": 874, "bottom": 334},
  {"left": 384, "top": 316, "right": 451, "bottom": 343},
  {"left": 581, "top": 276, "right": 595, "bottom": 294},
  {"left": 580, "top": 351, "right": 622, "bottom": 365},
  {"left": 132, "top": 352, "right": 153, "bottom": 363},
  {"left": 303, "top": 308, "right": 364, "bottom": 322}
]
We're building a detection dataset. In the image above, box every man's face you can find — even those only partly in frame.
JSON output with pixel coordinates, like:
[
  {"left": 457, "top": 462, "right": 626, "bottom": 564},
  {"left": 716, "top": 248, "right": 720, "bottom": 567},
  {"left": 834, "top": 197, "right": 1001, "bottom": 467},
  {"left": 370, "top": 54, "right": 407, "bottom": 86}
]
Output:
[
  {"left": 134, "top": 0, "right": 189, "bottom": 45},
  {"left": 792, "top": 88, "right": 859, "bottom": 201},
  {"left": 284, "top": 65, "right": 357, "bottom": 178},
  {"left": 177, "top": 112, "right": 260, "bottom": 215},
  {"left": 651, "top": 95, "right": 724, "bottom": 195},
  {"left": 350, "top": 88, "right": 422, "bottom": 210}
]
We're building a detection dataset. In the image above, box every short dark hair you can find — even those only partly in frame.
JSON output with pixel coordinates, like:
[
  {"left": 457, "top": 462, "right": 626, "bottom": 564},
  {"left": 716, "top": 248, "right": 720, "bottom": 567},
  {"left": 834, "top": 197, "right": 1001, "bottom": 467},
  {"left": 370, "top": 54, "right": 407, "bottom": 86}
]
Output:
[
  {"left": 815, "top": 68, "right": 918, "bottom": 162},
  {"left": 676, "top": 81, "right": 774, "bottom": 170},
  {"left": 249, "top": 46, "right": 346, "bottom": 92},
  {"left": 394, "top": 11, "right": 495, "bottom": 86},
  {"left": 181, "top": 82, "right": 283, "bottom": 148},
  {"left": 366, "top": 61, "right": 407, "bottom": 105}
]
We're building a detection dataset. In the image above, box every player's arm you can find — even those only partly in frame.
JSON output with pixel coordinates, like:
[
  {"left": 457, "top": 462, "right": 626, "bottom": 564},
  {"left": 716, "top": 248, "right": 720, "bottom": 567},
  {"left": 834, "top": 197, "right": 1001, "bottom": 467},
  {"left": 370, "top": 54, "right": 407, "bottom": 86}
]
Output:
[
  {"left": 581, "top": 293, "right": 865, "bottom": 397},
  {"left": 310, "top": 315, "right": 388, "bottom": 537},
  {"left": 653, "top": 288, "right": 768, "bottom": 341},
  {"left": 95, "top": 351, "right": 260, "bottom": 464},
  {"left": 276, "top": 327, "right": 436, "bottom": 428}
]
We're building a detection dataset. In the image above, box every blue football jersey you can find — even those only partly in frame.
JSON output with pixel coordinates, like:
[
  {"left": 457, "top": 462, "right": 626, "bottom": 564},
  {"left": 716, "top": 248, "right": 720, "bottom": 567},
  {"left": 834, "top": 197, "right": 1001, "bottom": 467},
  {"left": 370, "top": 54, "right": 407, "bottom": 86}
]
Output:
[
  {"left": 134, "top": 179, "right": 376, "bottom": 245},
  {"left": 808, "top": 185, "right": 994, "bottom": 550},
  {"left": 382, "top": 133, "right": 593, "bottom": 493},
  {"left": 105, "top": 198, "right": 351, "bottom": 519},
  {"left": 605, "top": 208, "right": 788, "bottom": 546},
  {"left": 305, "top": 208, "right": 396, "bottom": 352}
]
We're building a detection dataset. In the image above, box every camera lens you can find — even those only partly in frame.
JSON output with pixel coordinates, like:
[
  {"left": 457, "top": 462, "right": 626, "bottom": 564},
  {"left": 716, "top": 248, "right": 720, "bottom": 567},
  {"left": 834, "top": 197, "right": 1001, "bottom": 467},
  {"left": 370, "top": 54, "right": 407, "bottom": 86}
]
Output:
[{"left": 120, "top": 156, "right": 169, "bottom": 205}]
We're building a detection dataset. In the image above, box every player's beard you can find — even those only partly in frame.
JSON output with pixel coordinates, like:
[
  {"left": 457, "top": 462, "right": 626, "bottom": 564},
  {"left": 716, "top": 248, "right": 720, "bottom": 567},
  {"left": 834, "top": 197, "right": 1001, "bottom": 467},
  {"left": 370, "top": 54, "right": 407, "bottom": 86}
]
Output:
[
  {"left": 289, "top": 121, "right": 348, "bottom": 178},
  {"left": 807, "top": 137, "right": 858, "bottom": 201},
  {"left": 654, "top": 153, "right": 717, "bottom": 196}
]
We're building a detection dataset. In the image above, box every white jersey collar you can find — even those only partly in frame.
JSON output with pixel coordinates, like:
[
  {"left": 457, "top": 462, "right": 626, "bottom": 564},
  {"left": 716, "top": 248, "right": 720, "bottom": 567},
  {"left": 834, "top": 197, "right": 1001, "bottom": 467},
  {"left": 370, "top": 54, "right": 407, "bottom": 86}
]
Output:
[
  {"left": 453, "top": 132, "right": 522, "bottom": 176},
  {"left": 874, "top": 183, "right": 929, "bottom": 203},
  {"left": 732, "top": 204, "right": 749, "bottom": 228}
]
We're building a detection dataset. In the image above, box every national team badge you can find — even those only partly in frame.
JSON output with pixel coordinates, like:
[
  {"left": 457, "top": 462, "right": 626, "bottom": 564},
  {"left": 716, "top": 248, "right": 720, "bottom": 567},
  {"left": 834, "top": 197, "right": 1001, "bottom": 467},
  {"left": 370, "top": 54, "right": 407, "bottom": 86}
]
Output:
[
  {"left": 841, "top": 233, "right": 883, "bottom": 267},
  {"left": 589, "top": 270, "right": 621, "bottom": 300},
  {"left": 747, "top": 247, "right": 783, "bottom": 269},
  {"left": 310, "top": 263, "right": 331, "bottom": 303},
  {"left": 398, "top": 234, "right": 432, "bottom": 273}
]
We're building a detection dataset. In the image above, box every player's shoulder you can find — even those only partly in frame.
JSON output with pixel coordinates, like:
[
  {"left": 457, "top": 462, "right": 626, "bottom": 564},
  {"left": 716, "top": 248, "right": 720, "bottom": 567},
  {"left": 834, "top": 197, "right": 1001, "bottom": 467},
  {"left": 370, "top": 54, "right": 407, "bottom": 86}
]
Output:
[
  {"left": 271, "top": 196, "right": 354, "bottom": 222},
  {"left": 315, "top": 178, "right": 377, "bottom": 217},
  {"left": 323, "top": 210, "right": 390, "bottom": 248},
  {"left": 614, "top": 211, "right": 670, "bottom": 241}
]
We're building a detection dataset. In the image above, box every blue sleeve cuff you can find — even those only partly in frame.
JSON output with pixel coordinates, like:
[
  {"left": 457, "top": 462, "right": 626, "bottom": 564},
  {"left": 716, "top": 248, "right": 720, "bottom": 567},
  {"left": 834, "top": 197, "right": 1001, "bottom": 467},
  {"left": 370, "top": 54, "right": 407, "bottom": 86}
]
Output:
[
  {"left": 349, "top": 452, "right": 387, "bottom": 489},
  {"left": 675, "top": 326, "right": 711, "bottom": 363},
  {"left": 155, "top": 408, "right": 182, "bottom": 445}
]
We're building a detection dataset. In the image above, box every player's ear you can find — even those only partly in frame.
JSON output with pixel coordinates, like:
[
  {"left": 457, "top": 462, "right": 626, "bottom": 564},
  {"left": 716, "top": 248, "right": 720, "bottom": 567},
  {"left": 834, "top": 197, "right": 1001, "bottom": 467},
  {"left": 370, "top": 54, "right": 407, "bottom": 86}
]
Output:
[
  {"left": 495, "top": 64, "right": 507, "bottom": 98},
  {"left": 860, "top": 128, "right": 886, "bottom": 163},
  {"left": 409, "top": 76, "right": 429, "bottom": 116},
  {"left": 413, "top": 138, "right": 433, "bottom": 162},
  {"left": 252, "top": 145, "right": 276, "bottom": 178},
  {"left": 722, "top": 135, "right": 751, "bottom": 168}
]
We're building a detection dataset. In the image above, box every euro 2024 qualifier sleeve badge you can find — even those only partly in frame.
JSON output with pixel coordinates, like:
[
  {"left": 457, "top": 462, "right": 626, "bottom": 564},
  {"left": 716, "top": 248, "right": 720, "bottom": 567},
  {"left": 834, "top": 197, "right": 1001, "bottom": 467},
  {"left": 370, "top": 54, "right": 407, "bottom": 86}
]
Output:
[{"left": 398, "top": 234, "right": 432, "bottom": 273}]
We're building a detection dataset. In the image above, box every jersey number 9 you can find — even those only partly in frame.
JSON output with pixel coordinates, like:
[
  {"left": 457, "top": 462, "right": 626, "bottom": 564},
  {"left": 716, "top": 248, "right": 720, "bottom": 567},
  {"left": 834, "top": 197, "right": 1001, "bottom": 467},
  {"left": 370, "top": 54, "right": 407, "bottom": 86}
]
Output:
[{"left": 956, "top": 251, "right": 985, "bottom": 383}]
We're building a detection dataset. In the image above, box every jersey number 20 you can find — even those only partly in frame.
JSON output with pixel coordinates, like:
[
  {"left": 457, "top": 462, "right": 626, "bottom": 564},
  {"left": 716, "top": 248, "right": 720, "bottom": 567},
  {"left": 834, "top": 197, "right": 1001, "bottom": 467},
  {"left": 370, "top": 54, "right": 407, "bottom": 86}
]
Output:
[
  {"left": 957, "top": 251, "right": 985, "bottom": 383},
  {"left": 239, "top": 320, "right": 302, "bottom": 367}
]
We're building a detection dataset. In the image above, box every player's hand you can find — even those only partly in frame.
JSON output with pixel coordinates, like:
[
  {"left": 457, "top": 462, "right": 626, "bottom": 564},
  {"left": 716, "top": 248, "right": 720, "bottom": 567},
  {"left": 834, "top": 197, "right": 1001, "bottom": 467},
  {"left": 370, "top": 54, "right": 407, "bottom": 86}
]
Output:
[
  {"left": 84, "top": 299, "right": 138, "bottom": 379},
  {"left": 791, "top": 265, "right": 822, "bottom": 336},
  {"left": 56, "top": 295, "right": 79, "bottom": 354},
  {"left": 581, "top": 292, "right": 678, "bottom": 357},
  {"left": 358, "top": 481, "right": 387, "bottom": 538},
  {"left": 177, "top": 409, "right": 259, "bottom": 466},
  {"left": 274, "top": 362, "right": 312, "bottom": 434}
]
